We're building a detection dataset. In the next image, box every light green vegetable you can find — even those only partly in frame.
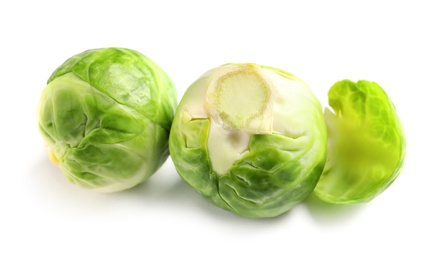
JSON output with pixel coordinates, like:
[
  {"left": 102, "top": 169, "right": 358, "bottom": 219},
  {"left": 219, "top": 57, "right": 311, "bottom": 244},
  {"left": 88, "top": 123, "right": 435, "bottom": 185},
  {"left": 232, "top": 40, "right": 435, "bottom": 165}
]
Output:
[
  {"left": 37, "top": 48, "right": 177, "bottom": 192},
  {"left": 169, "top": 63, "right": 327, "bottom": 218},
  {"left": 314, "top": 80, "right": 405, "bottom": 204}
]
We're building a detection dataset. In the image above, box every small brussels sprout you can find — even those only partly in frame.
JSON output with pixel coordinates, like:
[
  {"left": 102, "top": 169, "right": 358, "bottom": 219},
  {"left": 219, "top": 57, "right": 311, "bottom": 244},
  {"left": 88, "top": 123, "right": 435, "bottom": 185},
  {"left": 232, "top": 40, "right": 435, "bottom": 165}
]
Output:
[
  {"left": 37, "top": 48, "right": 177, "bottom": 192},
  {"left": 169, "top": 63, "right": 327, "bottom": 218},
  {"left": 314, "top": 80, "right": 406, "bottom": 204}
]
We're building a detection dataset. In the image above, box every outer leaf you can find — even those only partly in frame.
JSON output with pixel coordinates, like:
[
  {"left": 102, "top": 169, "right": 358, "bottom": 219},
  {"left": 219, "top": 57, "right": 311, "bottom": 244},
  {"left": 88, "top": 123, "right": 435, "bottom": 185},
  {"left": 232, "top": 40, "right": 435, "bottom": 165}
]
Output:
[{"left": 314, "top": 80, "right": 406, "bottom": 204}]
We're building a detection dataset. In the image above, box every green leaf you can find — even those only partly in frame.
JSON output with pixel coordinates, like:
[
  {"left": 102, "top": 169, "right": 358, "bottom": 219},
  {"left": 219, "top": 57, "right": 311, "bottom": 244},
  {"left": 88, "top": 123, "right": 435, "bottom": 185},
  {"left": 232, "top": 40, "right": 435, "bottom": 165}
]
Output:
[{"left": 315, "top": 80, "right": 406, "bottom": 204}]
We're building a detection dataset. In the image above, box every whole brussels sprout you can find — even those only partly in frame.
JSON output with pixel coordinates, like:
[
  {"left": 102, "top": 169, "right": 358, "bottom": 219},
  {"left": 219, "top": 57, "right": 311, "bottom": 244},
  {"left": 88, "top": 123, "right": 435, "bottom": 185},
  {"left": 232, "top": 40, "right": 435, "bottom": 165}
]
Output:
[
  {"left": 37, "top": 48, "right": 177, "bottom": 192},
  {"left": 169, "top": 63, "right": 327, "bottom": 218},
  {"left": 314, "top": 80, "right": 406, "bottom": 204}
]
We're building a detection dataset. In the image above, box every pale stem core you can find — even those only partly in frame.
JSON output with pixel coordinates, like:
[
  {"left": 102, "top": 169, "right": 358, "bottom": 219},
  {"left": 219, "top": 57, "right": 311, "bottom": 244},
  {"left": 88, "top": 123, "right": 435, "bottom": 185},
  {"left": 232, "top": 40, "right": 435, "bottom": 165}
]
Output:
[{"left": 206, "top": 65, "right": 274, "bottom": 174}]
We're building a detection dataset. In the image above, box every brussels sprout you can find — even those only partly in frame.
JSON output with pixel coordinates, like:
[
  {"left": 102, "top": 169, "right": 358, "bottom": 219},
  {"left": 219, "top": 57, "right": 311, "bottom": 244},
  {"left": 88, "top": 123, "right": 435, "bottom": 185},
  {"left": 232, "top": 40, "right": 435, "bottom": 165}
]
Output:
[
  {"left": 37, "top": 48, "right": 177, "bottom": 192},
  {"left": 314, "top": 80, "right": 406, "bottom": 204},
  {"left": 169, "top": 63, "right": 327, "bottom": 218}
]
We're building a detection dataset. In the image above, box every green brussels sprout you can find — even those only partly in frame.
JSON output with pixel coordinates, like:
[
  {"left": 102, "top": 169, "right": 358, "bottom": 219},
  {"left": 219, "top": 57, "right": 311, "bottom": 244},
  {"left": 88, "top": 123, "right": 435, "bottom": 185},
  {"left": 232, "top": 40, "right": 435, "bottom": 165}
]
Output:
[
  {"left": 169, "top": 63, "right": 327, "bottom": 218},
  {"left": 314, "top": 80, "right": 406, "bottom": 204},
  {"left": 37, "top": 48, "right": 177, "bottom": 192}
]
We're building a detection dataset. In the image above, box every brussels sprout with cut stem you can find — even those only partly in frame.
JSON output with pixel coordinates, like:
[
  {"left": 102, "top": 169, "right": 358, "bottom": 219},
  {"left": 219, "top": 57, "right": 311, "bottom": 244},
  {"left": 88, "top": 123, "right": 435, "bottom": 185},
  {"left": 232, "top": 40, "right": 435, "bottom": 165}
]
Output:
[
  {"left": 37, "top": 48, "right": 177, "bottom": 192},
  {"left": 314, "top": 80, "right": 406, "bottom": 204},
  {"left": 169, "top": 63, "right": 327, "bottom": 218}
]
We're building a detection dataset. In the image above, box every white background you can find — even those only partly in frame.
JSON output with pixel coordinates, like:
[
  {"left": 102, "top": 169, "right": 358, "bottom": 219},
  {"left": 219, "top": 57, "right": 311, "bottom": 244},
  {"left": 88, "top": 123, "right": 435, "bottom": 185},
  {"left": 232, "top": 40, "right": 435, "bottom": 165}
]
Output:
[{"left": 1, "top": 0, "right": 439, "bottom": 259}]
